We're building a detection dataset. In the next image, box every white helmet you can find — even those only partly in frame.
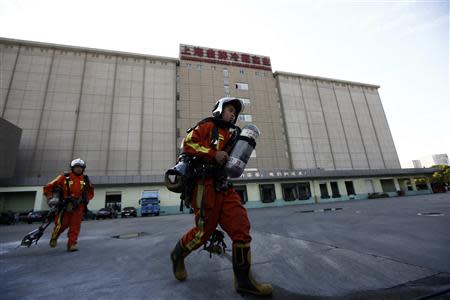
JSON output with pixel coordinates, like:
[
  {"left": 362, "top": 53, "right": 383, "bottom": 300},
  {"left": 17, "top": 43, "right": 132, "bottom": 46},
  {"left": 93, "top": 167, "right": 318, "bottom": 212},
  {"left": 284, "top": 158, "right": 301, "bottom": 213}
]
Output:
[
  {"left": 212, "top": 97, "right": 244, "bottom": 124},
  {"left": 70, "top": 158, "right": 86, "bottom": 169}
]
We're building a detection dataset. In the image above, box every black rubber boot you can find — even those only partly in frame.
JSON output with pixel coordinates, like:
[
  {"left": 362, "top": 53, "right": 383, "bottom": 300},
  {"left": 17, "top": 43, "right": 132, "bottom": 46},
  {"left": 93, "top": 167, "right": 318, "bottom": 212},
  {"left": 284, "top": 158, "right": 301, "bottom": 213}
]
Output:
[
  {"left": 232, "top": 243, "right": 273, "bottom": 296},
  {"left": 170, "top": 240, "right": 190, "bottom": 281}
]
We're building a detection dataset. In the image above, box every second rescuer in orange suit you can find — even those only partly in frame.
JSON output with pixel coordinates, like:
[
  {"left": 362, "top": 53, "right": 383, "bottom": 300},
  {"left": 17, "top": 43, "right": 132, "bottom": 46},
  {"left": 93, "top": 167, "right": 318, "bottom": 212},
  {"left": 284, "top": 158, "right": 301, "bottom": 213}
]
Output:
[
  {"left": 43, "top": 158, "right": 94, "bottom": 252},
  {"left": 170, "top": 97, "right": 272, "bottom": 296}
]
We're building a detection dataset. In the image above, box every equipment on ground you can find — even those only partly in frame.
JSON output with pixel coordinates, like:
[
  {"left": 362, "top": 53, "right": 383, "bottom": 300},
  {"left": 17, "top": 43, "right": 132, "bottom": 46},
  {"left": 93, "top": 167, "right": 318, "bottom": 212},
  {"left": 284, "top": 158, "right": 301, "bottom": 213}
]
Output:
[{"left": 20, "top": 207, "right": 57, "bottom": 247}]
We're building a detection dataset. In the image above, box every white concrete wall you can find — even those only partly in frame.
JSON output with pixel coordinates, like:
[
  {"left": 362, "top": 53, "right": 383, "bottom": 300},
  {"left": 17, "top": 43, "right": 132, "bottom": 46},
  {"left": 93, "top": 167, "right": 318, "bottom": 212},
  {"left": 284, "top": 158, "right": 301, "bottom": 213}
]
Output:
[
  {"left": 87, "top": 185, "right": 179, "bottom": 211},
  {"left": 0, "top": 175, "right": 433, "bottom": 213}
]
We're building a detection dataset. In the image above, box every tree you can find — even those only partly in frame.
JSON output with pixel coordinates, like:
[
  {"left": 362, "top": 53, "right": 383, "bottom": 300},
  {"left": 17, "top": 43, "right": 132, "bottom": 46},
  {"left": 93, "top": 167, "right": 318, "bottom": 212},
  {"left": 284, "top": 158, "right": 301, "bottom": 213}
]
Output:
[
  {"left": 430, "top": 165, "right": 450, "bottom": 184},
  {"left": 427, "top": 165, "right": 450, "bottom": 193}
]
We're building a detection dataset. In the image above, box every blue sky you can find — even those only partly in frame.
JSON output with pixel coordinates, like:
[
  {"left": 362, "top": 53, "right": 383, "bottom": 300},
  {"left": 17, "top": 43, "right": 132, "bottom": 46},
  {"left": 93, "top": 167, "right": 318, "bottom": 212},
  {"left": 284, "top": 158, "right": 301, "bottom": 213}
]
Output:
[{"left": 0, "top": 0, "right": 448, "bottom": 167}]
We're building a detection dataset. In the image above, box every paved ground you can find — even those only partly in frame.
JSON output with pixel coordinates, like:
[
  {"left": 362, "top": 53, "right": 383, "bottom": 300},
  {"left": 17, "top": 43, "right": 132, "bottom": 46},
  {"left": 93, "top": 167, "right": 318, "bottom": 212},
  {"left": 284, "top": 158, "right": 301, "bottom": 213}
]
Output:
[{"left": 1, "top": 193, "right": 449, "bottom": 299}]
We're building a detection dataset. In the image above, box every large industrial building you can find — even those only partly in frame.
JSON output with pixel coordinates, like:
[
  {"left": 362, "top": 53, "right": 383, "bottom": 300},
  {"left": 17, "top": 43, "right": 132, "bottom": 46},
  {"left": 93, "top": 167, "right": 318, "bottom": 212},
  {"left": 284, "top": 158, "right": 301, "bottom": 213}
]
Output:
[{"left": 0, "top": 38, "right": 435, "bottom": 215}]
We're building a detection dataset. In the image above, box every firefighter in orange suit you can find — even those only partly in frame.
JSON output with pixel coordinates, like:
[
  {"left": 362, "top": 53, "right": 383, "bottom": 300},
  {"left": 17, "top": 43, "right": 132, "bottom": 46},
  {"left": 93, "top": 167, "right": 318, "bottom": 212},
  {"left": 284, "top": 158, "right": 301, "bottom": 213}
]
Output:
[
  {"left": 43, "top": 158, "right": 94, "bottom": 252},
  {"left": 170, "top": 97, "right": 272, "bottom": 296}
]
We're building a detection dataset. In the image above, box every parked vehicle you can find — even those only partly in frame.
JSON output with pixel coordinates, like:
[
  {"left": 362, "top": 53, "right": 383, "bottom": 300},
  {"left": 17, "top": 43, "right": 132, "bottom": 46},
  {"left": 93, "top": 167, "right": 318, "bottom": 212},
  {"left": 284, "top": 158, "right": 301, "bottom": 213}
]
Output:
[
  {"left": 96, "top": 207, "right": 117, "bottom": 220},
  {"left": 18, "top": 211, "right": 32, "bottom": 223},
  {"left": 121, "top": 207, "right": 137, "bottom": 218},
  {"left": 27, "top": 210, "right": 50, "bottom": 224},
  {"left": 83, "top": 209, "right": 97, "bottom": 221},
  {"left": 140, "top": 195, "right": 160, "bottom": 217},
  {"left": 0, "top": 211, "right": 15, "bottom": 225}
]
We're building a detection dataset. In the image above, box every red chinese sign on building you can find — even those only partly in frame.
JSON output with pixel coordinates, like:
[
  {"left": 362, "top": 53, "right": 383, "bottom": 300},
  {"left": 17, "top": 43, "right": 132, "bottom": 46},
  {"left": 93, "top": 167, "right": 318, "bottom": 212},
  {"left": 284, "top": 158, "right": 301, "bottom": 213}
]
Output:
[{"left": 179, "top": 44, "right": 272, "bottom": 71}]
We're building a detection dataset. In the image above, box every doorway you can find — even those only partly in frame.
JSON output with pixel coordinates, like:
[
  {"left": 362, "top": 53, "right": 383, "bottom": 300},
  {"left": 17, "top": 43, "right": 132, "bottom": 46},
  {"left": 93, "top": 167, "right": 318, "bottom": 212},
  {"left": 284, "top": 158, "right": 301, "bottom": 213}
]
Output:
[{"left": 105, "top": 192, "right": 122, "bottom": 212}]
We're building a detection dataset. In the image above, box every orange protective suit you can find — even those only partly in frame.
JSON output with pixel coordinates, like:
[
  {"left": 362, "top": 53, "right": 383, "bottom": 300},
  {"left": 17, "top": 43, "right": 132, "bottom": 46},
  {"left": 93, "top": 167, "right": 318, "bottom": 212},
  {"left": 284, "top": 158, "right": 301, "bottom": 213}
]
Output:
[
  {"left": 180, "top": 120, "right": 251, "bottom": 251},
  {"left": 43, "top": 172, "right": 94, "bottom": 247}
]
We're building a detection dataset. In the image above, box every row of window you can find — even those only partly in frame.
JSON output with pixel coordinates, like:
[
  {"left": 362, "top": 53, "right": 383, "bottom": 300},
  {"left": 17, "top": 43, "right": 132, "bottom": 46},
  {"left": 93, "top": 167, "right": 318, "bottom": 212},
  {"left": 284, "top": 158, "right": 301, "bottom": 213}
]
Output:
[
  {"left": 103, "top": 178, "right": 426, "bottom": 211},
  {"left": 184, "top": 63, "right": 267, "bottom": 77},
  {"left": 234, "top": 181, "right": 357, "bottom": 204}
]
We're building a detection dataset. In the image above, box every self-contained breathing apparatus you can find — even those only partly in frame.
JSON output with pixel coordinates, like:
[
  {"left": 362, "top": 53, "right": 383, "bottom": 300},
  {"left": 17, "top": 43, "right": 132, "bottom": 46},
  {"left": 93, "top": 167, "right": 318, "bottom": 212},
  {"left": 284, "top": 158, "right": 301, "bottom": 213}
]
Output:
[
  {"left": 165, "top": 117, "right": 239, "bottom": 210},
  {"left": 20, "top": 173, "right": 90, "bottom": 247},
  {"left": 164, "top": 119, "right": 260, "bottom": 209},
  {"left": 224, "top": 124, "right": 260, "bottom": 178}
]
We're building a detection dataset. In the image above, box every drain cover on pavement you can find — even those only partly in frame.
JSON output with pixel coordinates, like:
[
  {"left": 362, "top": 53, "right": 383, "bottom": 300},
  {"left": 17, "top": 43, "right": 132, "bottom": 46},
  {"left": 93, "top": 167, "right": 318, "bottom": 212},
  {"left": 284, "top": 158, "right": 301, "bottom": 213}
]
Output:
[
  {"left": 417, "top": 212, "right": 444, "bottom": 217},
  {"left": 298, "top": 207, "right": 343, "bottom": 213},
  {"left": 112, "top": 232, "right": 149, "bottom": 239}
]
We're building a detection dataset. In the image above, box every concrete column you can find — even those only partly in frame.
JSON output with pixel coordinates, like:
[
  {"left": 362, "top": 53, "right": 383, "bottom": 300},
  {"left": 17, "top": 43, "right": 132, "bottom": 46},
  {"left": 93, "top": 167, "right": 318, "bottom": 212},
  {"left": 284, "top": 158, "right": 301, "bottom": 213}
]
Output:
[
  {"left": 426, "top": 180, "right": 432, "bottom": 191},
  {"left": 326, "top": 182, "right": 332, "bottom": 197},
  {"left": 246, "top": 183, "right": 261, "bottom": 202},
  {"left": 373, "top": 178, "right": 383, "bottom": 193},
  {"left": 393, "top": 178, "right": 401, "bottom": 191},
  {"left": 274, "top": 183, "right": 283, "bottom": 201},
  {"left": 410, "top": 177, "right": 417, "bottom": 191},
  {"left": 311, "top": 180, "right": 319, "bottom": 203},
  {"left": 34, "top": 189, "right": 45, "bottom": 211},
  {"left": 337, "top": 180, "right": 347, "bottom": 196}
]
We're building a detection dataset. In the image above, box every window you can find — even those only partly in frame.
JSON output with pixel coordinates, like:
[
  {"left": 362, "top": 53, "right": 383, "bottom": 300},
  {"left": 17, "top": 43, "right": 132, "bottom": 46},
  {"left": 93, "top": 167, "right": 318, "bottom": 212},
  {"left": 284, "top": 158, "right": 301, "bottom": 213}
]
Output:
[
  {"left": 259, "top": 184, "right": 276, "bottom": 203},
  {"left": 330, "top": 182, "right": 341, "bottom": 198},
  {"left": 224, "top": 85, "right": 230, "bottom": 94},
  {"left": 142, "top": 190, "right": 159, "bottom": 199},
  {"left": 235, "top": 82, "right": 249, "bottom": 90},
  {"left": 345, "top": 181, "right": 355, "bottom": 195},
  {"left": 224, "top": 78, "right": 229, "bottom": 86},
  {"left": 238, "top": 114, "right": 252, "bottom": 122},
  {"left": 281, "top": 183, "right": 297, "bottom": 201},
  {"left": 196, "top": 64, "right": 202, "bottom": 70},
  {"left": 240, "top": 69, "right": 245, "bottom": 74},
  {"left": 298, "top": 182, "right": 311, "bottom": 200},
  {"left": 240, "top": 98, "right": 250, "bottom": 107},
  {"left": 223, "top": 69, "right": 229, "bottom": 77},
  {"left": 380, "top": 179, "right": 396, "bottom": 192},
  {"left": 211, "top": 66, "right": 216, "bottom": 70},
  {"left": 186, "top": 63, "right": 192, "bottom": 69},
  {"left": 234, "top": 186, "right": 248, "bottom": 204},
  {"left": 105, "top": 192, "right": 122, "bottom": 211},
  {"left": 319, "top": 183, "right": 330, "bottom": 199}
]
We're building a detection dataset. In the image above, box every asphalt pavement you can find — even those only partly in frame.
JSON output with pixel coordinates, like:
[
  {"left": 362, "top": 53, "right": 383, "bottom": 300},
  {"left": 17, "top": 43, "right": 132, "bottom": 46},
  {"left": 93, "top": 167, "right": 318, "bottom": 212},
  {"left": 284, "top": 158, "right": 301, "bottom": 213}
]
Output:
[{"left": 1, "top": 193, "right": 449, "bottom": 299}]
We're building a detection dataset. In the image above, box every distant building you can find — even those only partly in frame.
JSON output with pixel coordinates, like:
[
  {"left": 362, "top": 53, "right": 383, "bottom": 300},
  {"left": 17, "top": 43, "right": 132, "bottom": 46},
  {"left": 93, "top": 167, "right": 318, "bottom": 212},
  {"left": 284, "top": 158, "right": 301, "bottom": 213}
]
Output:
[
  {"left": 413, "top": 154, "right": 449, "bottom": 168},
  {"left": 412, "top": 160, "right": 423, "bottom": 168}
]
